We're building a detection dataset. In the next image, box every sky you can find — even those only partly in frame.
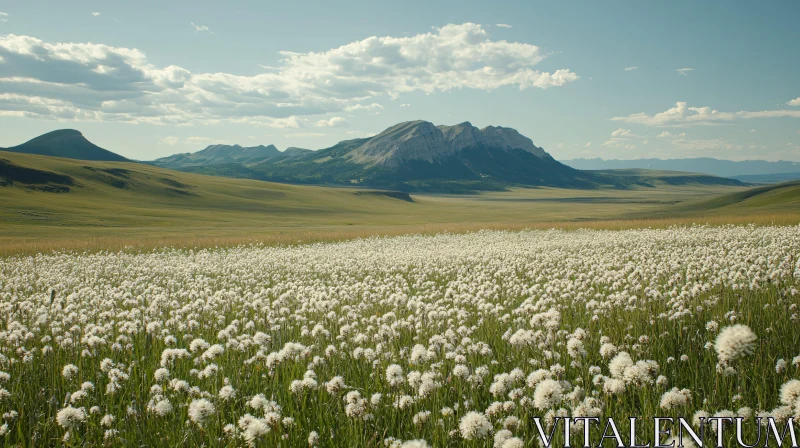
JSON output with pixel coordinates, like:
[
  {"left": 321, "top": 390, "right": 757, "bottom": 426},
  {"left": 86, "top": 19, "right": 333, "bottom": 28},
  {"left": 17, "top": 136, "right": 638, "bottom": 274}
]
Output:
[{"left": 0, "top": 0, "right": 799, "bottom": 162}]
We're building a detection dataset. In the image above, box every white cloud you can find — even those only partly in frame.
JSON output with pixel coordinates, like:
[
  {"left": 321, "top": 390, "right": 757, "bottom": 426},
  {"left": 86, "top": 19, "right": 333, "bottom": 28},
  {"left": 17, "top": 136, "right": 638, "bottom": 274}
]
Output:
[
  {"left": 676, "top": 68, "right": 694, "bottom": 75},
  {"left": 399, "top": 103, "right": 410, "bottom": 108},
  {"left": 191, "top": 22, "right": 209, "bottom": 32},
  {"left": 314, "top": 116, "right": 348, "bottom": 127},
  {"left": 657, "top": 131, "right": 686, "bottom": 139},
  {"left": 92, "top": 12, "right": 101, "bottom": 17},
  {"left": 0, "top": 12, "right": 7, "bottom": 22},
  {"left": 186, "top": 136, "right": 213, "bottom": 144},
  {"left": 0, "top": 24, "right": 578, "bottom": 125},
  {"left": 496, "top": 24, "right": 512, "bottom": 28},
  {"left": 624, "top": 66, "right": 638, "bottom": 71},
  {"left": 612, "top": 102, "right": 800, "bottom": 127},
  {"left": 585, "top": 142, "right": 591, "bottom": 147},
  {"left": 159, "top": 136, "right": 179, "bottom": 145},
  {"left": 788, "top": 97, "right": 800, "bottom": 106},
  {"left": 610, "top": 128, "right": 635, "bottom": 138},
  {"left": 344, "top": 103, "right": 384, "bottom": 112}
]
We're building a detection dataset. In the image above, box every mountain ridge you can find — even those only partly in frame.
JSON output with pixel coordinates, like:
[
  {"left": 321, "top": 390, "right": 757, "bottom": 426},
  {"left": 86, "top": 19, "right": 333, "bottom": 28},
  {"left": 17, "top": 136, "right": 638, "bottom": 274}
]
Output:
[
  {"left": 153, "top": 144, "right": 282, "bottom": 169},
  {"left": 160, "top": 120, "right": 599, "bottom": 192}
]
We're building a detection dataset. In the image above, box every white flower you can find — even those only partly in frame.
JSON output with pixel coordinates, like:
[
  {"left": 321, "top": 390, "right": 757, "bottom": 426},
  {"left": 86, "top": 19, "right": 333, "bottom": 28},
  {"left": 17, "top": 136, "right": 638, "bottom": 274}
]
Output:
[
  {"left": 459, "top": 411, "right": 492, "bottom": 440},
  {"left": 243, "top": 419, "right": 270, "bottom": 447},
  {"left": 386, "top": 364, "right": 404, "bottom": 387},
  {"left": 533, "top": 379, "right": 563, "bottom": 409},
  {"left": 308, "top": 430, "right": 320, "bottom": 447},
  {"left": 714, "top": 325, "right": 757, "bottom": 364},
  {"left": 101, "top": 414, "right": 115, "bottom": 427},
  {"left": 62, "top": 364, "right": 78, "bottom": 380},
  {"left": 219, "top": 385, "right": 236, "bottom": 400},
  {"left": 659, "top": 388, "right": 692, "bottom": 410},
  {"left": 608, "top": 352, "right": 633, "bottom": 378},
  {"left": 154, "top": 368, "right": 170, "bottom": 382},
  {"left": 187, "top": 399, "right": 215, "bottom": 426},
  {"left": 56, "top": 406, "right": 86, "bottom": 429},
  {"left": 401, "top": 440, "right": 429, "bottom": 448},
  {"left": 779, "top": 380, "right": 800, "bottom": 405},
  {"left": 326, "top": 376, "right": 346, "bottom": 393}
]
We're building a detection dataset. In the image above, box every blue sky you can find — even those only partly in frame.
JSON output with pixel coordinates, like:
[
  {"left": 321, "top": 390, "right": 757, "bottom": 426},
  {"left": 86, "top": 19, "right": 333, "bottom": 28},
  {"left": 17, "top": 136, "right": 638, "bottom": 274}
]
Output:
[{"left": 0, "top": 0, "right": 799, "bottom": 161}]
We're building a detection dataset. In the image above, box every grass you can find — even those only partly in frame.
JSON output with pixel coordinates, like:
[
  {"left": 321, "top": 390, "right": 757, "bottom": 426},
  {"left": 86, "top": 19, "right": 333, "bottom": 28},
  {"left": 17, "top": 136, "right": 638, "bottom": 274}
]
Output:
[{"left": 1, "top": 151, "right": 799, "bottom": 256}]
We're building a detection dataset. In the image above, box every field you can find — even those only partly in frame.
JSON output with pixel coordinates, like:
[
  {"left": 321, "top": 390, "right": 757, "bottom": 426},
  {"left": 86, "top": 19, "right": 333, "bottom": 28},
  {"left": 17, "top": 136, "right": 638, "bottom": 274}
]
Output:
[
  {"left": 2, "top": 151, "right": 800, "bottom": 256},
  {"left": 0, "top": 226, "right": 798, "bottom": 446}
]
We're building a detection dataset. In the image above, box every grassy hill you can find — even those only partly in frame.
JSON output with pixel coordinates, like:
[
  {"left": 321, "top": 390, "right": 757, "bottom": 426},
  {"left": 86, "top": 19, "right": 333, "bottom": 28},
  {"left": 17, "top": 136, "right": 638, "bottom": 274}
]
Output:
[
  {"left": 1, "top": 150, "right": 797, "bottom": 255},
  {"left": 589, "top": 168, "right": 747, "bottom": 187},
  {"left": 676, "top": 180, "right": 800, "bottom": 213}
]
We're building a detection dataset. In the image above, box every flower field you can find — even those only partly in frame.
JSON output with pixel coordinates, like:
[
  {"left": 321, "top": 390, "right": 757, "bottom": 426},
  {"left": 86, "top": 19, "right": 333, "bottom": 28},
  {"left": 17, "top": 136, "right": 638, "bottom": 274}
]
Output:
[{"left": 0, "top": 225, "right": 799, "bottom": 447}]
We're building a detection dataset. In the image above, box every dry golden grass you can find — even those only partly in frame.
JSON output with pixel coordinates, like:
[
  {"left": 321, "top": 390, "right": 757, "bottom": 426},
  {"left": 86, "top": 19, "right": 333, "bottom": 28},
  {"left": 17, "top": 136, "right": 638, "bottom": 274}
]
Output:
[{"left": 3, "top": 212, "right": 798, "bottom": 257}]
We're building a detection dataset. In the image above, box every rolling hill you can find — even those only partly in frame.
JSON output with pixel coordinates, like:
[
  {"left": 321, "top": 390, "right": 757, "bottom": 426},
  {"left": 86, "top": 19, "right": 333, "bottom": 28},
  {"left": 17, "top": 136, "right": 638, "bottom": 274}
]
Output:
[
  {"left": 1, "top": 129, "right": 128, "bottom": 162},
  {"left": 3, "top": 150, "right": 774, "bottom": 254},
  {"left": 677, "top": 180, "right": 800, "bottom": 213}
]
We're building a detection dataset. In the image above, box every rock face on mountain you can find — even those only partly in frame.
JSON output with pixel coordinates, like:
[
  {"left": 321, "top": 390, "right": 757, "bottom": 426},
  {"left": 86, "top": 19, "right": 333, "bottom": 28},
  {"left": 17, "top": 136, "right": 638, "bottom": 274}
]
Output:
[
  {"left": 153, "top": 144, "right": 282, "bottom": 168},
  {"left": 2, "top": 129, "right": 128, "bottom": 162},
  {"left": 154, "top": 120, "right": 609, "bottom": 192},
  {"left": 348, "top": 121, "right": 547, "bottom": 167}
]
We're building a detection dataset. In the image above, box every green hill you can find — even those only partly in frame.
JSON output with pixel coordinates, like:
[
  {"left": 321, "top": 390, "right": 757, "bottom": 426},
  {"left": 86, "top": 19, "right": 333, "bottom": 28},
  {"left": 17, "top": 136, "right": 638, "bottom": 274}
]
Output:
[
  {"left": 677, "top": 180, "right": 800, "bottom": 213},
  {"left": 2, "top": 129, "right": 128, "bottom": 162}
]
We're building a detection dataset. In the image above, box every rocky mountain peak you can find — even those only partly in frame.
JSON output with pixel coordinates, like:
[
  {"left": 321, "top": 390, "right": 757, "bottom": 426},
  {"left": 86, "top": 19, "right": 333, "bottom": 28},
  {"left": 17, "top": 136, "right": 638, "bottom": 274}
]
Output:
[{"left": 349, "top": 120, "right": 548, "bottom": 166}]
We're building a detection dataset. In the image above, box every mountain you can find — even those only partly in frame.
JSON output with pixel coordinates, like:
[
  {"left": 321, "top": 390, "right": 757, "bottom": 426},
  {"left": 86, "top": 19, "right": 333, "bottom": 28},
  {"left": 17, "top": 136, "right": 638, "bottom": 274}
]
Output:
[
  {"left": 152, "top": 144, "right": 282, "bottom": 169},
  {"left": 2, "top": 129, "right": 128, "bottom": 162},
  {"left": 563, "top": 157, "right": 800, "bottom": 178},
  {"left": 168, "top": 120, "right": 607, "bottom": 192}
]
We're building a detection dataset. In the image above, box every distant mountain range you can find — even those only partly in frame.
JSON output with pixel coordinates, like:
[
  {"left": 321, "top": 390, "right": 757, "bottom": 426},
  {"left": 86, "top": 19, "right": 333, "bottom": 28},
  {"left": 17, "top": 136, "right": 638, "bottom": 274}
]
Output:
[
  {"left": 150, "top": 121, "right": 610, "bottom": 192},
  {"left": 1, "top": 129, "right": 128, "bottom": 162},
  {"left": 2, "top": 124, "right": 749, "bottom": 193},
  {"left": 152, "top": 144, "right": 315, "bottom": 169},
  {"left": 563, "top": 157, "right": 800, "bottom": 182}
]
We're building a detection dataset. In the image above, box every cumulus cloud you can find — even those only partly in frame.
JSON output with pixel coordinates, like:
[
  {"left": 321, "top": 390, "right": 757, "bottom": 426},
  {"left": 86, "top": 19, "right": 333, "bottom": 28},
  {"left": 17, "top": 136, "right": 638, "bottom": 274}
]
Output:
[
  {"left": 624, "top": 66, "right": 638, "bottom": 71},
  {"left": 399, "top": 103, "right": 410, "bottom": 107},
  {"left": 191, "top": 22, "right": 209, "bottom": 32},
  {"left": 0, "top": 12, "right": 7, "bottom": 22},
  {"left": 657, "top": 131, "right": 686, "bottom": 139},
  {"left": 676, "top": 68, "right": 694, "bottom": 75},
  {"left": 314, "top": 116, "right": 348, "bottom": 127},
  {"left": 612, "top": 102, "right": 800, "bottom": 127},
  {"left": 610, "top": 128, "right": 635, "bottom": 138},
  {"left": 92, "top": 12, "right": 101, "bottom": 17},
  {"left": 159, "top": 136, "right": 179, "bottom": 145},
  {"left": 496, "top": 24, "right": 512, "bottom": 28},
  {"left": 0, "top": 24, "right": 578, "bottom": 125},
  {"left": 788, "top": 97, "right": 800, "bottom": 106}
]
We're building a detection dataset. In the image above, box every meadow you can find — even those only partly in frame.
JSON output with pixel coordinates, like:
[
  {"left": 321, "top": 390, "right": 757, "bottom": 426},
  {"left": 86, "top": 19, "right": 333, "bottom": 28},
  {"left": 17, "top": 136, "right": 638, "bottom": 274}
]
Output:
[
  {"left": 0, "top": 225, "right": 798, "bottom": 447},
  {"left": 2, "top": 150, "right": 800, "bottom": 256}
]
